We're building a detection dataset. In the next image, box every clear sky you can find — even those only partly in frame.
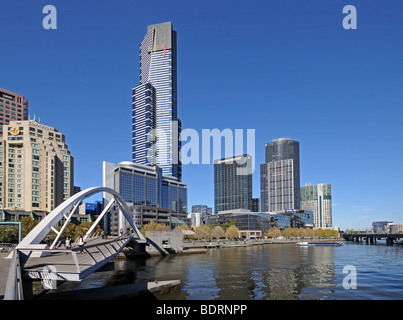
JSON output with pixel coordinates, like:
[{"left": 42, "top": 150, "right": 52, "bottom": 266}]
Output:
[{"left": 1, "top": 0, "right": 402, "bottom": 230}]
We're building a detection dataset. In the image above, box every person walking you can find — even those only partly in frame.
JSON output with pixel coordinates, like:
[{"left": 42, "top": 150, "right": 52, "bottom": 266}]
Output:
[{"left": 78, "top": 235, "right": 85, "bottom": 254}]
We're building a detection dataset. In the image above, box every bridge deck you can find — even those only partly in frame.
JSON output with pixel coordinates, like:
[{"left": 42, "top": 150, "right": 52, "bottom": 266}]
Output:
[{"left": 19, "top": 235, "right": 133, "bottom": 282}]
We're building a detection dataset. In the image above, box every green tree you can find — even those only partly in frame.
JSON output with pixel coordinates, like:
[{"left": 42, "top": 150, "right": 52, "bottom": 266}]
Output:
[
  {"left": 221, "top": 219, "right": 237, "bottom": 231},
  {"left": 225, "top": 225, "right": 239, "bottom": 239},
  {"left": 19, "top": 216, "right": 39, "bottom": 238}
]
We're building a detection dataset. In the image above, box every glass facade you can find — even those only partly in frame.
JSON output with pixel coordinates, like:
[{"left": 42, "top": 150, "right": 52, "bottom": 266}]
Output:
[
  {"left": 132, "top": 82, "right": 157, "bottom": 166},
  {"left": 207, "top": 211, "right": 311, "bottom": 233},
  {"left": 115, "top": 162, "right": 187, "bottom": 215},
  {"left": 300, "top": 183, "right": 332, "bottom": 228},
  {"left": 260, "top": 138, "right": 300, "bottom": 212},
  {"left": 214, "top": 154, "right": 253, "bottom": 214},
  {"left": 134, "top": 22, "right": 182, "bottom": 180}
]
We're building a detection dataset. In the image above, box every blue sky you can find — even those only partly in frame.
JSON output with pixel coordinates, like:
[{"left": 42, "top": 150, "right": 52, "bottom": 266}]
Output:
[{"left": 1, "top": 0, "right": 402, "bottom": 230}]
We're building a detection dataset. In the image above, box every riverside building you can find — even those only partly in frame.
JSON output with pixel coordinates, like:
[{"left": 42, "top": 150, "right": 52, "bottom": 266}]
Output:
[
  {"left": 103, "top": 161, "right": 187, "bottom": 235},
  {"left": 0, "top": 120, "right": 74, "bottom": 213},
  {"left": 260, "top": 138, "right": 300, "bottom": 212},
  {"left": 214, "top": 154, "right": 253, "bottom": 214},
  {"left": 0, "top": 88, "right": 29, "bottom": 136},
  {"left": 300, "top": 183, "right": 332, "bottom": 228}
]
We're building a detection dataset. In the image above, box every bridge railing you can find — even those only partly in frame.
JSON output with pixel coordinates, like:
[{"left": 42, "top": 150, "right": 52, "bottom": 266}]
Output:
[
  {"left": 4, "top": 250, "right": 24, "bottom": 300},
  {"left": 17, "top": 234, "right": 133, "bottom": 272}
]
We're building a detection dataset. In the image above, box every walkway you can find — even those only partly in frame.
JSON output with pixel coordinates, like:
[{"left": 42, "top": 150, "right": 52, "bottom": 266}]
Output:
[{"left": 19, "top": 235, "right": 134, "bottom": 282}]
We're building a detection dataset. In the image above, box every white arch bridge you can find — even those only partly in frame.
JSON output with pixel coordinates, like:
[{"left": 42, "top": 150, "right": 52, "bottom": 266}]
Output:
[{"left": 4, "top": 187, "right": 147, "bottom": 300}]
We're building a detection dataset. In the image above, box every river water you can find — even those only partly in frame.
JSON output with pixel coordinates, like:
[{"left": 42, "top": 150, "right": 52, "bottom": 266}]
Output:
[{"left": 54, "top": 241, "right": 403, "bottom": 300}]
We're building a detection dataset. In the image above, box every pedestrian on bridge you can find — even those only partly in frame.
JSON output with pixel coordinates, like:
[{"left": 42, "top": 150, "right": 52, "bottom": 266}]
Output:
[
  {"left": 65, "top": 237, "right": 71, "bottom": 254},
  {"left": 78, "top": 235, "right": 85, "bottom": 254}
]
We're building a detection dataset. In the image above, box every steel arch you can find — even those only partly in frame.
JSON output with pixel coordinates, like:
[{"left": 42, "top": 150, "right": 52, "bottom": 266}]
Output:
[{"left": 17, "top": 186, "right": 145, "bottom": 249}]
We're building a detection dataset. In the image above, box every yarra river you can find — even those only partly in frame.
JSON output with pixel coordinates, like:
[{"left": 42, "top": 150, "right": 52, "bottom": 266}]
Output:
[{"left": 41, "top": 241, "right": 403, "bottom": 300}]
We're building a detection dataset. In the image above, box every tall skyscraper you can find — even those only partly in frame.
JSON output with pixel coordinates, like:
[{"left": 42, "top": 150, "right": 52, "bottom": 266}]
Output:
[
  {"left": 0, "top": 120, "right": 74, "bottom": 212},
  {"left": 0, "top": 88, "right": 28, "bottom": 136},
  {"left": 214, "top": 154, "right": 253, "bottom": 214},
  {"left": 300, "top": 183, "right": 332, "bottom": 228},
  {"left": 132, "top": 21, "right": 181, "bottom": 180},
  {"left": 260, "top": 138, "right": 300, "bottom": 212}
]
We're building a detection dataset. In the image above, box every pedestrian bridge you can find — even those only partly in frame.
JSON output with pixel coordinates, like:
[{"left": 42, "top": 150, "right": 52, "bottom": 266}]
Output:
[{"left": 3, "top": 187, "right": 146, "bottom": 300}]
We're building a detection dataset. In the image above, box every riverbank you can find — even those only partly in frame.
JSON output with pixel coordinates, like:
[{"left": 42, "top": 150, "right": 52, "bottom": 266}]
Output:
[{"left": 115, "top": 238, "right": 343, "bottom": 259}]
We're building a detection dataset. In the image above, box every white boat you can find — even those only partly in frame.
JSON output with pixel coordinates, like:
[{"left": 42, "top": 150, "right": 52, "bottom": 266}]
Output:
[{"left": 296, "top": 242, "right": 309, "bottom": 246}]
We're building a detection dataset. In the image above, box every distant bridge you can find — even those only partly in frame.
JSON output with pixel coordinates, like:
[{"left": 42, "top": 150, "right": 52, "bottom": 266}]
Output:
[
  {"left": 3, "top": 187, "right": 146, "bottom": 300},
  {"left": 343, "top": 232, "right": 403, "bottom": 244}
]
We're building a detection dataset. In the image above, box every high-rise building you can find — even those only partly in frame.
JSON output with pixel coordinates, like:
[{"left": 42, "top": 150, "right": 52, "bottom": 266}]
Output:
[
  {"left": 191, "top": 204, "right": 212, "bottom": 223},
  {"left": 260, "top": 138, "right": 300, "bottom": 212},
  {"left": 214, "top": 154, "right": 253, "bottom": 214},
  {"left": 0, "top": 89, "right": 29, "bottom": 136},
  {"left": 103, "top": 161, "right": 187, "bottom": 235},
  {"left": 251, "top": 198, "right": 260, "bottom": 212},
  {"left": 132, "top": 83, "right": 157, "bottom": 166},
  {"left": 0, "top": 120, "right": 74, "bottom": 212},
  {"left": 132, "top": 21, "right": 181, "bottom": 180},
  {"left": 300, "top": 183, "right": 332, "bottom": 228}
]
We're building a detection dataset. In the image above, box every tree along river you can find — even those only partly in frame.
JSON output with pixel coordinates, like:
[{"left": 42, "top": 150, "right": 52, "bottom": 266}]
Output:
[{"left": 44, "top": 241, "right": 403, "bottom": 300}]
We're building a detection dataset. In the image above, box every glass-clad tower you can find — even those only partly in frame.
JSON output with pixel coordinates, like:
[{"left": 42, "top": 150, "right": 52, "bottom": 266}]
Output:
[
  {"left": 132, "top": 21, "right": 181, "bottom": 180},
  {"left": 214, "top": 154, "right": 253, "bottom": 214},
  {"left": 132, "top": 83, "right": 157, "bottom": 166},
  {"left": 300, "top": 183, "right": 332, "bottom": 228},
  {"left": 260, "top": 138, "right": 300, "bottom": 212}
]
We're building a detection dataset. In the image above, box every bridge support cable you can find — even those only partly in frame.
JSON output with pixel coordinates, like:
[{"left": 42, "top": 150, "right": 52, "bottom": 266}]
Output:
[
  {"left": 50, "top": 199, "right": 82, "bottom": 249},
  {"left": 83, "top": 198, "right": 116, "bottom": 241}
]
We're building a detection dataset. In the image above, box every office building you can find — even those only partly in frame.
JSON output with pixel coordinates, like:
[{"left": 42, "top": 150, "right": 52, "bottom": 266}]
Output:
[
  {"left": 188, "top": 212, "right": 202, "bottom": 228},
  {"left": 300, "top": 183, "right": 332, "bottom": 228},
  {"left": 103, "top": 161, "right": 187, "bottom": 235},
  {"left": 0, "top": 88, "right": 28, "bottom": 136},
  {"left": 0, "top": 120, "right": 74, "bottom": 212},
  {"left": 191, "top": 204, "right": 212, "bottom": 223},
  {"left": 208, "top": 210, "right": 313, "bottom": 236},
  {"left": 214, "top": 154, "right": 253, "bottom": 214},
  {"left": 372, "top": 221, "right": 393, "bottom": 233},
  {"left": 260, "top": 138, "right": 300, "bottom": 212},
  {"left": 132, "top": 21, "right": 182, "bottom": 180}
]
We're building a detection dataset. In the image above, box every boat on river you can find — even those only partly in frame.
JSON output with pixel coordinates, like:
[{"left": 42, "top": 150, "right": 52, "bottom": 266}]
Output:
[{"left": 296, "top": 242, "right": 343, "bottom": 247}]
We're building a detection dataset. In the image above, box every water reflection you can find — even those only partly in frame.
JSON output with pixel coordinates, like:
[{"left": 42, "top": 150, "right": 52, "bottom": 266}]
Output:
[{"left": 49, "top": 242, "right": 403, "bottom": 300}]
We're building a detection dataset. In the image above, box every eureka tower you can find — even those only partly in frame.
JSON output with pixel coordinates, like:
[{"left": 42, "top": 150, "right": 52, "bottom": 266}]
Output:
[{"left": 132, "top": 21, "right": 182, "bottom": 181}]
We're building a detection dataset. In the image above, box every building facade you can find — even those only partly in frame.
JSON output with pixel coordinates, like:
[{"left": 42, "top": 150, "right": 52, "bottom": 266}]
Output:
[
  {"left": 191, "top": 204, "right": 212, "bottom": 224},
  {"left": 103, "top": 161, "right": 187, "bottom": 235},
  {"left": 0, "top": 88, "right": 28, "bottom": 136},
  {"left": 0, "top": 120, "right": 74, "bottom": 213},
  {"left": 133, "top": 21, "right": 181, "bottom": 180},
  {"left": 260, "top": 138, "right": 300, "bottom": 212},
  {"left": 371, "top": 221, "right": 393, "bottom": 233},
  {"left": 214, "top": 154, "right": 253, "bottom": 214},
  {"left": 300, "top": 183, "right": 332, "bottom": 228},
  {"left": 208, "top": 210, "right": 313, "bottom": 236},
  {"left": 132, "top": 82, "right": 157, "bottom": 166}
]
